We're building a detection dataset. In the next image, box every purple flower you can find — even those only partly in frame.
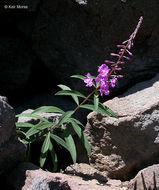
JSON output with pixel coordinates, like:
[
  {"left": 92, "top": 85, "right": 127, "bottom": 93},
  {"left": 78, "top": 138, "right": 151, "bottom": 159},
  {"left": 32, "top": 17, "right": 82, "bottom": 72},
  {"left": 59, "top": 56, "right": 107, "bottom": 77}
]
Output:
[
  {"left": 84, "top": 73, "right": 93, "bottom": 87},
  {"left": 83, "top": 16, "right": 143, "bottom": 96},
  {"left": 110, "top": 77, "right": 117, "bottom": 88},
  {"left": 94, "top": 64, "right": 110, "bottom": 96},
  {"left": 99, "top": 80, "right": 110, "bottom": 96}
]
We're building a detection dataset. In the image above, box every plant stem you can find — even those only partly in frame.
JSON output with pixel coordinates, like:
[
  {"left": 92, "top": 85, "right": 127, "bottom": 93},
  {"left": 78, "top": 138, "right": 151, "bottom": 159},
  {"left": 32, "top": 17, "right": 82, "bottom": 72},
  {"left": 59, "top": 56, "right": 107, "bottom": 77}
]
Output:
[
  {"left": 73, "top": 40, "right": 131, "bottom": 112},
  {"left": 73, "top": 88, "right": 97, "bottom": 112}
]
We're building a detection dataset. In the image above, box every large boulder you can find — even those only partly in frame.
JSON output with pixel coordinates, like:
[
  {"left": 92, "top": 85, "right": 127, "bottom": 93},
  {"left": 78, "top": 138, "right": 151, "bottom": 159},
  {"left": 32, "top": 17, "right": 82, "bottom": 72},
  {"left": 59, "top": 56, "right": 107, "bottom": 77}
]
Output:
[
  {"left": 1, "top": 0, "right": 159, "bottom": 101},
  {"left": 129, "top": 164, "right": 159, "bottom": 190},
  {"left": 31, "top": 0, "right": 159, "bottom": 94},
  {"left": 83, "top": 74, "right": 159, "bottom": 180},
  {"left": 0, "top": 96, "right": 26, "bottom": 175},
  {"left": 7, "top": 162, "right": 124, "bottom": 190}
]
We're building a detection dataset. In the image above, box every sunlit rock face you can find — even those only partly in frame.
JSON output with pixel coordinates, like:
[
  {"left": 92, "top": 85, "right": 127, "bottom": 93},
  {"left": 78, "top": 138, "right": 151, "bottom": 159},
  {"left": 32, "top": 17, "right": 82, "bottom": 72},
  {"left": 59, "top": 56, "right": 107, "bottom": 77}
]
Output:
[{"left": 83, "top": 74, "right": 159, "bottom": 180}]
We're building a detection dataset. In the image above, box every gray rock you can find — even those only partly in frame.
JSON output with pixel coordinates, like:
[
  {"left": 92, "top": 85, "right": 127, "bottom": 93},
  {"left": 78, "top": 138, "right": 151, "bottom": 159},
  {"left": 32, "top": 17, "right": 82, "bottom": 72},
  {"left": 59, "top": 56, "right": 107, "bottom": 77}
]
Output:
[
  {"left": 129, "top": 164, "right": 159, "bottom": 190},
  {"left": 17, "top": 109, "right": 74, "bottom": 137},
  {"left": 7, "top": 162, "right": 122, "bottom": 190},
  {"left": 17, "top": 109, "right": 61, "bottom": 124},
  {"left": 0, "top": 96, "right": 26, "bottom": 175},
  {"left": 65, "top": 163, "right": 108, "bottom": 182},
  {"left": 83, "top": 74, "right": 159, "bottom": 180}
]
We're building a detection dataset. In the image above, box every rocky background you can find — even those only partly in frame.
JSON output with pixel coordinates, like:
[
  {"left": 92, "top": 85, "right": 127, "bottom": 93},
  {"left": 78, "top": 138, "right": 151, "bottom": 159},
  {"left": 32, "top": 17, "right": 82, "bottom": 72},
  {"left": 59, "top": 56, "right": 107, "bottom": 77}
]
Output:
[{"left": 0, "top": 0, "right": 159, "bottom": 110}]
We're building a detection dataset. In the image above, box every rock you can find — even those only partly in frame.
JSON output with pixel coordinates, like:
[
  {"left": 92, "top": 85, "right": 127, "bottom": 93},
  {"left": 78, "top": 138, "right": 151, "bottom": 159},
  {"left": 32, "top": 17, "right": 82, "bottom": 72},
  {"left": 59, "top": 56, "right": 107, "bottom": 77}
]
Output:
[
  {"left": 7, "top": 162, "right": 123, "bottom": 190},
  {"left": 17, "top": 109, "right": 61, "bottom": 124},
  {"left": 0, "top": 35, "right": 35, "bottom": 95},
  {"left": 129, "top": 164, "right": 159, "bottom": 190},
  {"left": 83, "top": 74, "right": 159, "bottom": 180},
  {"left": 31, "top": 0, "right": 159, "bottom": 95},
  {"left": 1, "top": 0, "right": 159, "bottom": 101},
  {"left": 65, "top": 163, "right": 107, "bottom": 182},
  {"left": 0, "top": 96, "right": 16, "bottom": 144},
  {"left": 17, "top": 109, "right": 75, "bottom": 137},
  {"left": 0, "top": 96, "right": 26, "bottom": 175}
]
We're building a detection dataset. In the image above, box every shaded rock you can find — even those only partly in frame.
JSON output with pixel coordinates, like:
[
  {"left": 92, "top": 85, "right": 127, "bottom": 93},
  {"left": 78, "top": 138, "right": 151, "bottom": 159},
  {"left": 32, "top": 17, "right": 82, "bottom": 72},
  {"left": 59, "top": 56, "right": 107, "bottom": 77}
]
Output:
[
  {"left": 8, "top": 162, "right": 122, "bottom": 190},
  {"left": 65, "top": 163, "right": 107, "bottom": 182},
  {"left": 0, "top": 96, "right": 16, "bottom": 144},
  {"left": 32, "top": 0, "right": 159, "bottom": 95},
  {"left": 0, "top": 96, "right": 26, "bottom": 175},
  {"left": 129, "top": 164, "right": 159, "bottom": 190},
  {"left": 0, "top": 35, "right": 35, "bottom": 94},
  {"left": 83, "top": 74, "right": 159, "bottom": 180}
]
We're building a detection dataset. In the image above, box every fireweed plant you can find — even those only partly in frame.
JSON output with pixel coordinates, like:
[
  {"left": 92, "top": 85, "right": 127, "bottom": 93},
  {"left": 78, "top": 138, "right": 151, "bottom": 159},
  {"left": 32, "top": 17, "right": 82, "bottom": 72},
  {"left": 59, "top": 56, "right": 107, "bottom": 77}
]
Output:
[{"left": 16, "top": 16, "right": 143, "bottom": 171}]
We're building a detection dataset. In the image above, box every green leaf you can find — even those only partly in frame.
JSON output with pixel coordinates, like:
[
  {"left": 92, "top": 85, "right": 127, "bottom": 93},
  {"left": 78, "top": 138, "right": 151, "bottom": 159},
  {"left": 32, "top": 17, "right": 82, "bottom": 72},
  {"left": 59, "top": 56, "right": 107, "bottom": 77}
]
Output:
[
  {"left": 69, "top": 119, "right": 91, "bottom": 155},
  {"left": 32, "top": 106, "right": 64, "bottom": 114},
  {"left": 50, "top": 134, "right": 69, "bottom": 151},
  {"left": 55, "top": 90, "right": 85, "bottom": 98},
  {"left": 16, "top": 129, "right": 28, "bottom": 138},
  {"left": 49, "top": 142, "right": 58, "bottom": 171},
  {"left": 94, "top": 94, "right": 99, "bottom": 111},
  {"left": 40, "top": 132, "right": 50, "bottom": 167},
  {"left": 98, "top": 102, "right": 118, "bottom": 118},
  {"left": 58, "top": 84, "right": 79, "bottom": 105},
  {"left": 81, "top": 103, "right": 118, "bottom": 118},
  {"left": 16, "top": 113, "right": 49, "bottom": 122},
  {"left": 62, "top": 125, "right": 77, "bottom": 164},
  {"left": 71, "top": 74, "right": 85, "bottom": 80},
  {"left": 16, "top": 122, "right": 35, "bottom": 129},
  {"left": 26, "top": 122, "right": 54, "bottom": 138},
  {"left": 58, "top": 111, "right": 74, "bottom": 126},
  {"left": 69, "top": 118, "right": 84, "bottom": 128}
]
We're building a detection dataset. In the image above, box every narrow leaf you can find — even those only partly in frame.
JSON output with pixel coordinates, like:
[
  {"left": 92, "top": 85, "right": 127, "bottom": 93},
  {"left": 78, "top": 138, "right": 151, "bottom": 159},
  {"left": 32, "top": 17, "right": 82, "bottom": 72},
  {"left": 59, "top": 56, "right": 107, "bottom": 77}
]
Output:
[
  {"left": 26, "top": 122, "right": 53, "bottom": 138},
  {"left": 16, "top": 122, "right": 35, "bottom": 129},
  {"left": 62, "top": 125, "right": 77, "bottom": 164},
  {"left": 58, "top": 84, "right": 79, "bottom": 105},
  {"left": 98, "top": 102, "right": 118, "bottom": 118},
  {"left": 40, "top": 132, "right": 50, "bottom": 167},
  {"left": 50, "top": 134, "right": 69, "bottom": 151},
  {"left": 32, "top": 106, "right": 64, "bottom": 114},
  {"left": 58, "top": 111, "right": 74, "bottom": 126},
  {"left": 69, "top": 118, "right": 84, "bottom": 128},
  {"left": 71, "top": 74, "right": 85, "bottom": 80},
  {"left": 69, "top": 119, "right": 91, "bottom": 155},
  {"left": 49, "top": 141, "right": 58, "bottom": 171},
  {"left": 55, "top": 90, "right": 85, "bottom": 98},
  {"left": 81, "top": 103, "right": 118, "bottom": 118},
  {"left": 16, "top": 113, "right": 48, "bottom": 122},
  {"left": 94, "top": 94, "right": 99, "bottom": 111}
]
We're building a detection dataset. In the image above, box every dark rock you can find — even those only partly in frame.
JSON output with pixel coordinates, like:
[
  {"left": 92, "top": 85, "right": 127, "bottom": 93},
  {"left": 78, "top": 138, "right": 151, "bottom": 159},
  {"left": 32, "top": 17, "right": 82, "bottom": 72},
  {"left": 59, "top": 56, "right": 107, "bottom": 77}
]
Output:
[
  {"left": 129, "top": 164, "right": 159, "bottom": 190},
  {"left": 82, "top": 74, "right": 159, "bottom": 180},
  {"left": 0, "top": 95, "right": 15, "bottom": 143},
  {"left": 0, "top": 35, "right": 35, "bottom": 95},
  {"left": 0, "top": 96, "right": 26, "bottom": 175},
  {"left": 1, "top": 0, "right": 159, "bottom": 102},
  {"left": 31, "top": 0, "right": 159, "bottom": 95}
]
